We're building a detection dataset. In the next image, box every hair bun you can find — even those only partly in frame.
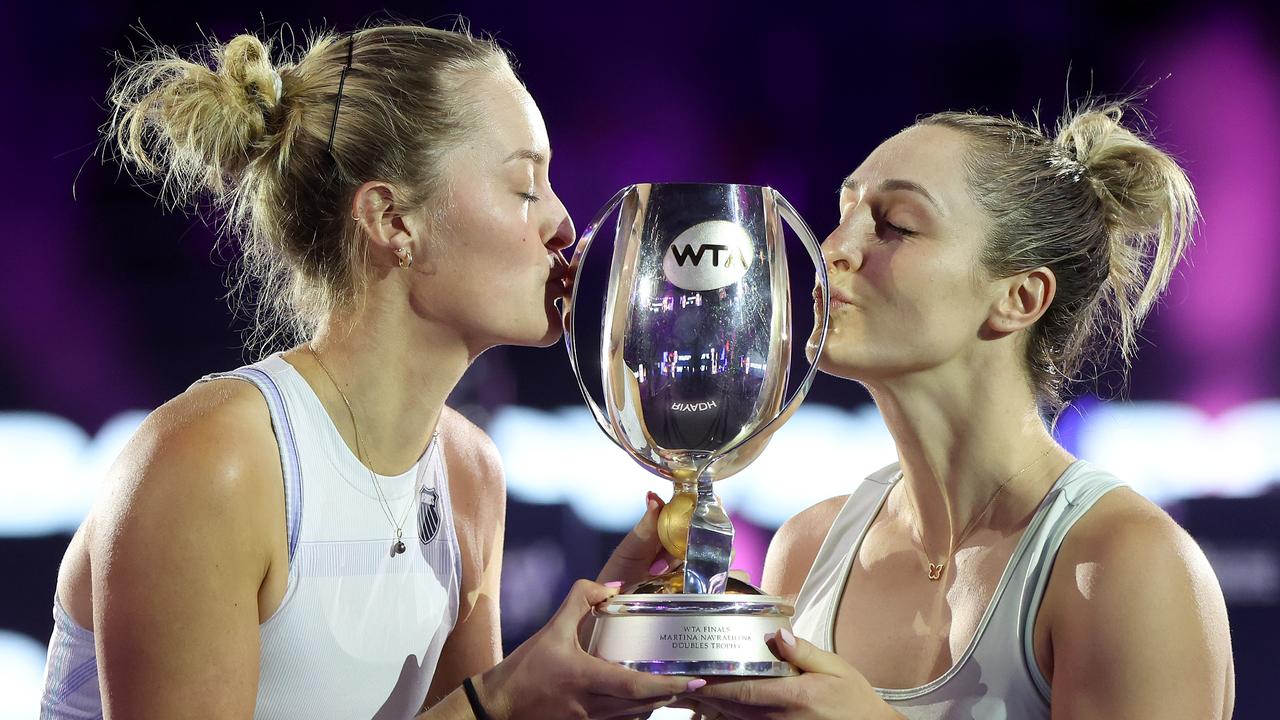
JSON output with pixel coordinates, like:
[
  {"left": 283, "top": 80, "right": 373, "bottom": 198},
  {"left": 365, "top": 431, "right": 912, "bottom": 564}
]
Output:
[
  {"left": 222, "top": 35, "right": 283, "bottom": 114},
  {"left": 1055, "top": 106, "right": 1121, "bottom": 169},
  {"left": 1055, "top": 105, "right": 1190, "bottom": 238},
  {"left": 107, "top": 32, "right": 283, "bottom": 201},
  {"left": 1054, "top": 104, "right": 1197, "bottom": 318}
]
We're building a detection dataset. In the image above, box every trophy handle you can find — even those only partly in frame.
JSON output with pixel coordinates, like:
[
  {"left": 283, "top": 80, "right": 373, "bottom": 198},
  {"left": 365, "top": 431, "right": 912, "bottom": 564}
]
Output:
[
  {"left": 699, "top": 189, "right": 831, "bottom": 477},
  {"left": 562, "top": 185, "right": 635, "bottom": 450}
]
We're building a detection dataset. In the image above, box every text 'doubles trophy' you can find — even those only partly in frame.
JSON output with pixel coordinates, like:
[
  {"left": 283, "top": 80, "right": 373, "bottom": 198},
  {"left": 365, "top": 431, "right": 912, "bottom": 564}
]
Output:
[{"left": 563, "top": 183, "right": 830, "bottom": 676}]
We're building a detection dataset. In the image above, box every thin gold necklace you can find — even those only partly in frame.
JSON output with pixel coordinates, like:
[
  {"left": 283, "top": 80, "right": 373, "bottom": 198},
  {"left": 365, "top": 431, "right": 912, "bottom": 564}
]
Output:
[
  {"left": 906, "top": 446, "right": 1054, "bottom": 581},
  {"left": 309, "top": 345, "right": 423, "bottom": 557}
]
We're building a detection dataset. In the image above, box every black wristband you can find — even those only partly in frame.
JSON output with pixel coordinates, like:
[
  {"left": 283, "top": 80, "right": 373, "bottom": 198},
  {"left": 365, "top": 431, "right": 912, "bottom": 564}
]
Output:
[{"left": 462, "top": 676, "right": 493, "bottom": 720}]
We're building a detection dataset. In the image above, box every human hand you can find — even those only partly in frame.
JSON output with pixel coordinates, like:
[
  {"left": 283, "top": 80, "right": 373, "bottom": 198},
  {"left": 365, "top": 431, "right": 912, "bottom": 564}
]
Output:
[
  {"left": 580, "top": 493, "right": 677, "bottom": 651},
  {"left": 685, "top": 629, "right": 896, "bottom": 720},
  {"left": 596, "top": 492, "right": 678, "bottom": 587},
  {"left": 478, "top": 579, "right": 697, "bottom": 720}
]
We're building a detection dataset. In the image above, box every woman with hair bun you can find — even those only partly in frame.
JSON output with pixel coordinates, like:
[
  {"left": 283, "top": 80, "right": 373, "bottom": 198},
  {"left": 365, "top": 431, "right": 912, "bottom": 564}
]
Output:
[
  {"left": 41, "top": 24, "right": 691, "bottom": 720},
  {"left": 685, "top": 105, "right": 1235, "bottom": 719}
]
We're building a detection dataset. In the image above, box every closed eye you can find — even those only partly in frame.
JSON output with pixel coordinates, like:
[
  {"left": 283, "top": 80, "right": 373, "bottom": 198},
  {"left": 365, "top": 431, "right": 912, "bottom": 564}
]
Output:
[
  {"left": 885, "top": 220, "right": 916, "bottom": 236},
  {"left": 873, "top": 214, "right": 917, "bottom": 239},
  {"left": 520, "top": 191, "right": 542, "bottom": 203}
]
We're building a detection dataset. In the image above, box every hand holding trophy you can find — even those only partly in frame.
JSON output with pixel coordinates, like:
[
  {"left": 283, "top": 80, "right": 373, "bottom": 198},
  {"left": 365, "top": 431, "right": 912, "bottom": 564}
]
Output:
[{"left": 562, "top": 183, "right": 830, "bottom": 676}]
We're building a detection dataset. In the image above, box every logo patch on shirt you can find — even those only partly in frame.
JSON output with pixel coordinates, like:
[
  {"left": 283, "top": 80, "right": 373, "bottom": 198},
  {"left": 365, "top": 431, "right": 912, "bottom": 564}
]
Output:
[{"left": 418, "top": 486, "right": 441, "bottom": 545}]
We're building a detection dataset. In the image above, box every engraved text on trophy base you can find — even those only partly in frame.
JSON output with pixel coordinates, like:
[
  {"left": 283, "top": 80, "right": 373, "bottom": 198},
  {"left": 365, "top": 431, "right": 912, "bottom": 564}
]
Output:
[
  {"left": 592, "top": 613, "right": 789, "bottom": 664},
  {"left": 659, "top": 624, "right": 751, "bottom": 651}
]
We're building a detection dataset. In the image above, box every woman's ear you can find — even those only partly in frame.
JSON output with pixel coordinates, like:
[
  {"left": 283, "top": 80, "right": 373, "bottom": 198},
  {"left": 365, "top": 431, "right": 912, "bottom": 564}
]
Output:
[
  {"left": 988, "top": 266, "right": 1056, "bottom": 334},
  {"left": 352, "top": 181, "right": 415, "bottom": 257}
]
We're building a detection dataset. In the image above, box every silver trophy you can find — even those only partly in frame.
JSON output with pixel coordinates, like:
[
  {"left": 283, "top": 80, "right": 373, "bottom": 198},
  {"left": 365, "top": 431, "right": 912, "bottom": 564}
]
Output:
[{"left": 563, "top": 183, "right": 829, "bottom": 676}]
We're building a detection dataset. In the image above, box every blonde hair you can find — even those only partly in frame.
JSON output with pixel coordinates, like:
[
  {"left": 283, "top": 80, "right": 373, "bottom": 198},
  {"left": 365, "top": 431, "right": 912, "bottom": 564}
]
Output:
[
  {"left": 918, "top": 103, "right": 1197, "bottom": 414},
  {"left": 106, "top": 24, "right": 513, "bottom": 350}
]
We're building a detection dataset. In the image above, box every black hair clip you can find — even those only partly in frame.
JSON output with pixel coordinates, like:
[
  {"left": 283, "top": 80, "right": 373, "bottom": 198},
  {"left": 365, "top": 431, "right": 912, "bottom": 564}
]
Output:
[{"left": 325, "top": 33, "right": 356, "bottom": 158}]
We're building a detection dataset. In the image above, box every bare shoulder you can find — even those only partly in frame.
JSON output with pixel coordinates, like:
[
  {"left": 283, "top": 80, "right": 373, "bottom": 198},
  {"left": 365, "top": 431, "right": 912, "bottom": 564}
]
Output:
[
  {"left": 1044, "top": 485, "right": 1234, "bottom": 718},
  {"left": 1052, "top": 486, "right": 1224, "bottom": 610},
  {"left": 437, "top": 406, "right": 505, "bottom": 499},
  {"left": 761, "top": 494, "right": 850, "bottom": 597},
  {"left": 86, "top": 376, "right": 283, "bottom": 572},
  {"left": 101, "top": 378, "right": 279, "bottom": 508},
  {"left": 436, "top": 407, "right": 505, "bottom": 564}
]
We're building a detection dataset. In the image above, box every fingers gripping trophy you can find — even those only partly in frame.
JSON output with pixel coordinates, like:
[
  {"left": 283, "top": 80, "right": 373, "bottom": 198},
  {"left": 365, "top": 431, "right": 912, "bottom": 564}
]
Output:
[{"left": 562, "top": 183, "right": 830, "bottom": 676}]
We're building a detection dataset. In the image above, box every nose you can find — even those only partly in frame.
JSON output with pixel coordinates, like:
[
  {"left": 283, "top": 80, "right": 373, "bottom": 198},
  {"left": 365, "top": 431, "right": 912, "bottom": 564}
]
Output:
[
  {"left": 544, "top": 190, "right": 576, "bottom": 251},
  {"left": 546, "top": 214, "right": 575, "bottom": 251},
  {"left": 821, "top": 223, "right": 863, "bottom": 274}
]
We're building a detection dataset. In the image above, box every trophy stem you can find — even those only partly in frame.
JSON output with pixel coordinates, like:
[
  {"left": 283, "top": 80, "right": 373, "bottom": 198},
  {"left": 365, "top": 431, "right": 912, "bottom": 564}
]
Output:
[{"left": 683, "top": 472, "right": 734, "bottom": 594}]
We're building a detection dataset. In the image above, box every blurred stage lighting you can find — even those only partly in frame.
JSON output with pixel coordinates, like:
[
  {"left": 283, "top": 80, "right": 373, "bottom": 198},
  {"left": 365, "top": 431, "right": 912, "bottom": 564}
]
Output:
[
  {"left": 0, "top": 631, "right": 45, "bottom": 719},
  {"left": 2, "top": 400, "right": 1278, "bottom": 536}
]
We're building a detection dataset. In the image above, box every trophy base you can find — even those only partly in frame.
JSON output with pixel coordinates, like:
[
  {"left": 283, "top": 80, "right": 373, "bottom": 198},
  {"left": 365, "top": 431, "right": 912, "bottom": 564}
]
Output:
[
  {"left": 615, "top": 659, "right": 796, "bottom": 676},
  {"left": 588, "top": 591, "right": 798, "bottom": 677}
]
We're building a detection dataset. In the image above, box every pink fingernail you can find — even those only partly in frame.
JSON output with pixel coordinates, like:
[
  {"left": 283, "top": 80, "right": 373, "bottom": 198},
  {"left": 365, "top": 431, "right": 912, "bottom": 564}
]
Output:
[
  {"left": 686, "top": 678, "right": 707, "bottom": 692},
  {"left": 646, "top": 491, "right": 661, "bottom": 511},
  {"left": 604, "top": 581, "right": 623, "bottom": 589},
  {"left": 779, "top": 628, "right": 796, "bottom": 647}
]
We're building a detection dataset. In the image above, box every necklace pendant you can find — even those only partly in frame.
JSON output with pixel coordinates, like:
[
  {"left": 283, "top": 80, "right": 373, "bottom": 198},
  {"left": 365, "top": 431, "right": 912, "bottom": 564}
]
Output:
[
  {"left": 391, "top": 529, "right": 406, "bottom": 557},
  {"left": 928, "top": 562, "right": 945, "bottom": 581}
]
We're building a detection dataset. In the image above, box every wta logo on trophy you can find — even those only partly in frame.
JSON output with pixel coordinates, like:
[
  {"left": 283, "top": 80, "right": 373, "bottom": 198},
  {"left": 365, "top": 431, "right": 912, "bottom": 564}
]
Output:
[{"left": 661, "top": 220, "right": 755, "bottom": 291}]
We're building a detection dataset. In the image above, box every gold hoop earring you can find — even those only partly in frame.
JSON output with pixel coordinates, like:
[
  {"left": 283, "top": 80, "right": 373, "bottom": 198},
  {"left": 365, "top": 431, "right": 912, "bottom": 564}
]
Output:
[{"left": 394, "top": 247, "right": 413, "bottom": 269}]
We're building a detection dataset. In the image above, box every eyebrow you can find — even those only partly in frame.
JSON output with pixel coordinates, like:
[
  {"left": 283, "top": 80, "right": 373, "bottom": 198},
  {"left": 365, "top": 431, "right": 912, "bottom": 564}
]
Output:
[
  {"left": 504, "top": 148, "right": 549, "bottom": 165},
  {"left": 841, "top": 176, "right": 944, "bottom": 215}
]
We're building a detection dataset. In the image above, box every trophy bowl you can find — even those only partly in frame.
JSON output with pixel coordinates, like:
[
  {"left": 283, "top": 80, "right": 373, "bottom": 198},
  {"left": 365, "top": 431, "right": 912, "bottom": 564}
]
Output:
[{"left": 563, "top": 183, "right": 829, "bottom": 676}]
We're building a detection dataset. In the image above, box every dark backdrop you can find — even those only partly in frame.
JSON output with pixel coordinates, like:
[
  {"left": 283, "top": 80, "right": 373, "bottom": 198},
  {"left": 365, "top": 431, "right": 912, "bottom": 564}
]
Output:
[{"left": 1, "top": 1, "right": 1276, "bottom": 717}]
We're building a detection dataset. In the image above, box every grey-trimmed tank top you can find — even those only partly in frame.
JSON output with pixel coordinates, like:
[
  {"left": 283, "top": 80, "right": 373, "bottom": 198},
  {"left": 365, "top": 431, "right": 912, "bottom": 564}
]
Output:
[
  {"left": 41, "top": 354, "right": 462, "bottom": 719},
  {"left": 791, "top": 459, "right": 1124, "bottom": 720}
]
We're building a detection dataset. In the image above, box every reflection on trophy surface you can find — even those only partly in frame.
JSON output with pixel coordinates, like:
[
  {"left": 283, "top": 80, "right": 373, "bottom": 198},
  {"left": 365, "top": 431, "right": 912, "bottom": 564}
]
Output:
[{"left": 564, "top": 183, "right": 829, "bottom": 676}]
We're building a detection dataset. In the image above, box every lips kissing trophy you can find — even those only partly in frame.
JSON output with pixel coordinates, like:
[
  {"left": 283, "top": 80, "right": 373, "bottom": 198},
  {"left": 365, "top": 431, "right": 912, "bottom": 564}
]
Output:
[{"left": 562, "top": 183, "right": 830, "bottom": 676}]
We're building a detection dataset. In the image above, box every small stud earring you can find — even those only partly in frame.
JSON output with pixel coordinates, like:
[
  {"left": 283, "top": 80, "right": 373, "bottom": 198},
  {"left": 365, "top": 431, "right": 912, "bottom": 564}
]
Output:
[{"left": 394, "top": 247, "right": 414, "bottom": 269}]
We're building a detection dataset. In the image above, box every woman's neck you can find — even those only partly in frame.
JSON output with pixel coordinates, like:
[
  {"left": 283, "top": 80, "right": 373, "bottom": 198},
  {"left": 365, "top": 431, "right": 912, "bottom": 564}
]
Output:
[
  {"left": 864, "top": 357, "right": 1071, "bottom": 547},
  {"left": 283, "top": 297, "right": 472, "bottom": 475}
]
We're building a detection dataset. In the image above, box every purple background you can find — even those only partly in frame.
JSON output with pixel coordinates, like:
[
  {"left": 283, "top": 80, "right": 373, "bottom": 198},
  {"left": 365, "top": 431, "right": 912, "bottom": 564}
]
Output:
[{"left": 2, "top": 1, "right": 1277, "bottom": 716}]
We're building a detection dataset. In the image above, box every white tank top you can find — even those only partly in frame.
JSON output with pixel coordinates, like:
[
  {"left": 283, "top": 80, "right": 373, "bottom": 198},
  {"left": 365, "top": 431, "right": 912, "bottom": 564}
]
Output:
[
  {"left": 41, "top": 354, "right": 462, "bottom": 719},
  {"left": 791, "top": 459, "right": 1124, "bottom": 720}
]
